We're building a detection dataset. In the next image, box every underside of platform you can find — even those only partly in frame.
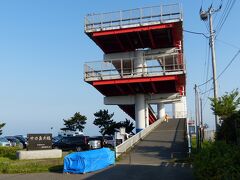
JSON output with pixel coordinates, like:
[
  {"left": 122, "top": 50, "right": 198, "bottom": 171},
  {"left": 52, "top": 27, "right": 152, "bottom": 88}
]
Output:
[
  {"left": 86, "top": 22, "right": 182, "bottom": 54},
  {"left": 88, "top": 74, "right": 186, "bottom": 96}
]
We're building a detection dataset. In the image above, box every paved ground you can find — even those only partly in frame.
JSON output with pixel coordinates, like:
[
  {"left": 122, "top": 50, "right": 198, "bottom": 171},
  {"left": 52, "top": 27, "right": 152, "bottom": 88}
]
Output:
[
  {"left": 0, "top": 119, "right": 194, "bottom": 180},
  {"left": 119, "top": 118, "right": 188, "bottom": 165},
  {"left": 0, "top": 163, "right": 193, "bottom": 180}
]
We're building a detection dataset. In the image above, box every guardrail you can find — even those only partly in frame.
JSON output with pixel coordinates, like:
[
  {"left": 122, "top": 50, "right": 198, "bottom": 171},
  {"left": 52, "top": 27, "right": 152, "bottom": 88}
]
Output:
[
  {"left": 115, "top": 118, "right": 164, "bottom": 158},
  {"left": 84, "top": 53, "right": 185, "bottom": 81},
  {"left": 85, "top": 4, "right": 182, "bottom": 32}
]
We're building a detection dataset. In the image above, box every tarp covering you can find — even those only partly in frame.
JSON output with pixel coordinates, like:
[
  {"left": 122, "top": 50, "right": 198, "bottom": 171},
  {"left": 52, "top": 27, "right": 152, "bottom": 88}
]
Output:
[{"left": 63, "top": 148, "right": 115, "bottom": 174}]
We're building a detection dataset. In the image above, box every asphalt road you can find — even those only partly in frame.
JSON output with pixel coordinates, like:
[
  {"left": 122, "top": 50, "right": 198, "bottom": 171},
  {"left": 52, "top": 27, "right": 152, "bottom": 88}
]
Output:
[
  {"left": 0, "top": 119, "right": 194, "bottom": 180},
  {"left": 119, "top": 118, "right": 188, "bottom": 165}
]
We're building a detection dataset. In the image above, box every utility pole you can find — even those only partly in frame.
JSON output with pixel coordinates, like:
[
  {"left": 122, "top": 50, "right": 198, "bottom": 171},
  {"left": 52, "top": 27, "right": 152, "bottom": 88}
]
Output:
[
  {"left": 194, "top": 84, "right": 200, "bottom": 150},
  {"left": 200, "top": 5, "right": 221, "bottom": 131},
  {"left": 200, "top": 98, "right": 203, "bottom": 144},
  {"left": 209, "top": 9, "right": 218, "bottom": 131}
]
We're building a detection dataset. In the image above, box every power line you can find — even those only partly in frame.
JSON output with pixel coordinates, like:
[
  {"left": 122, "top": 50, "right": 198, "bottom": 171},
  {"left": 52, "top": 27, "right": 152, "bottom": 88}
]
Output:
[
  {"left": 215, "top": 38, "right": 240, "bottom": 50},
  {"left": 216, "top": 0, "right": 236, "bottom": 37},
  {"left": 205, "top": 46, "right": 211, "bottom": 89},
  {"left": 216, "top": 0, "right": 231, "bottom": 31},
  {"left": 201, "top": 49, "right": 240, "bottom": 110},
  {"left": 202, "top": 39, "right": 209, "bottom": 83},
  {"left": 198, "top": 49, "right": 240, "bottom": 87},
  {"left": 200, "top": 87, "right": 214, "bottom": 95},
  {"left": 216, "top": 50, "right": 240, "bottom": 80},
  {"left": 202, "top": 45, "right": 211, "bottom": 103},
  {"left": 213, "top": 0, "right": 223, "bottom": 24},
  {"left": 198, "top": 77, "right": 213, "bottom": 88},
  {"left": 202, "top": 87, "right": 212, "bottom": 110},
  {"left": 183, "top": 29, "right": 209, "bottom": 38},
  {"left": 217, "top": 0, "right": 236, "bottom": 35}
]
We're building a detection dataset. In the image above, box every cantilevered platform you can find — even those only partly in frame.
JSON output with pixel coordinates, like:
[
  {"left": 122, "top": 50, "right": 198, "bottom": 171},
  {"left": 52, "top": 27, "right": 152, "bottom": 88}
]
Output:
[
  {"left": 87, "top": 75, "right": 185, "bottom": 96},
  {"left": 84, "top": 49, "right": 186, "bottom": 96},
  {"left": 85, "top": 4, "right": 183, "bottom": 53}
]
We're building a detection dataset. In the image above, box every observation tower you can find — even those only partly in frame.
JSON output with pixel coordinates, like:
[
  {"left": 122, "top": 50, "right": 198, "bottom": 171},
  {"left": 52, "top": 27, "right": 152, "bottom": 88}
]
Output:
[{"left": 84, "top": 4, "right": 187, "bottom": 133}]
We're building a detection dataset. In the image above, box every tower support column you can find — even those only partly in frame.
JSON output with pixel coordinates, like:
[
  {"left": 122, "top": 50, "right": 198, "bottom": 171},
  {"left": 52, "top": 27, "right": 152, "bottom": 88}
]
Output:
[
  {"left": 157, "top": 103, "right": 165, "bottom": 120},
  {"left": 145, "top": 103, "right": 149, "bottom": 128},
  {"left": 134, "top": 50, "right": 146, "bottom": 75},
  {"left": 172, "top": 96, "right": 187, "bottom": 118},
  {"left": 135, "top": 94, "right": 146, "bottom": 133}
]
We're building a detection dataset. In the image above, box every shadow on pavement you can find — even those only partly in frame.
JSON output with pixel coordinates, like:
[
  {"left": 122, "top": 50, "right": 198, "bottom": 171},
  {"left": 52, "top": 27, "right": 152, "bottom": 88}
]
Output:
[
  {"left": 85, "top": 164, "right": 194, "bottom": 180},
  {"left": 48, "top": 165, "right": 63, "bottom": 173}
]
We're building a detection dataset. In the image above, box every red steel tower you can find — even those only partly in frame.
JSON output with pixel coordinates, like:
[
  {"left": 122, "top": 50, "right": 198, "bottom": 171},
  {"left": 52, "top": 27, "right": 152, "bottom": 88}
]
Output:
[{"left": 84, "top": 4, "right": 187, "bottom": 133}]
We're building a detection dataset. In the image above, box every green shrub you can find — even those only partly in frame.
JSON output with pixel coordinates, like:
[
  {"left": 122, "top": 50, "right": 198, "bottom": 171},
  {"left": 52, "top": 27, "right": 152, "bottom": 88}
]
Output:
[
  {"left": 193, "top": 141, "right": 240, "bottom": 179},
  {"left": 0, "top": 147, "right": 20, "bottom": 160}
]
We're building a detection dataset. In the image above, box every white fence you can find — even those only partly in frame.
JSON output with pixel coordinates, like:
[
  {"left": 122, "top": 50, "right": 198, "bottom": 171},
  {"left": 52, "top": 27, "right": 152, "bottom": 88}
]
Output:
[{"left": 115, "top": 118, "right": 164, "bottom": 158}]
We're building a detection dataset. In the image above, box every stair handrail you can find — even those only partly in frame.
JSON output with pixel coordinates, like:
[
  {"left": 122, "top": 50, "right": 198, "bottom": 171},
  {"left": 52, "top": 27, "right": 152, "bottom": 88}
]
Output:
[{"left": 115, "top": 117, "right": 164, "bottom": 158}]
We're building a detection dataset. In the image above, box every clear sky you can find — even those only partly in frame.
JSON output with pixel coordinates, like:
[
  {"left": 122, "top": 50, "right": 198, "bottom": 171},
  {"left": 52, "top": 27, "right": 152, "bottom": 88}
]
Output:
[{"left": 0, "top": 0, "right": 239, "bottom": 136}]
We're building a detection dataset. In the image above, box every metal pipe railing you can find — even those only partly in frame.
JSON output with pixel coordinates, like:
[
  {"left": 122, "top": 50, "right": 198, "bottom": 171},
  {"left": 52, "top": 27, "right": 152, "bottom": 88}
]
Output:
[
  {"left": 84, "top": 53, "right": 185, "bottom": 81},
  {"left": 115, "top": 117, "right": 164, "bottom": 158},
  {"left": 85, "top": 4, "right": 182, "bottom": 32}
]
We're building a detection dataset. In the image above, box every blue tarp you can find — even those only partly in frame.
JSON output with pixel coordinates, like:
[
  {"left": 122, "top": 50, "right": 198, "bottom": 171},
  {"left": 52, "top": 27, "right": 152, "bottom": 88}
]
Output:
[{"left": 63, "top": 148, "right": 115, "bottom": 174}]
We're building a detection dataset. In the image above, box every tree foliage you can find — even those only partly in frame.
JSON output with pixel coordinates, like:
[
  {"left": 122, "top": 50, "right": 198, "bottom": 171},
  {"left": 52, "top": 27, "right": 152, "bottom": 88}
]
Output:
[
  {"left": 103, "top": 119, "right": 135, "bottom": 136},
  {"left": 210, "top": 89, "right": 240, "bottom": 144},
  {"left": 93, "top": 109, "right": 114, "bottom": 135},
  {"left": 61, "top": 112, "right": 87, "bottom": 132},
  {"left": 210, "top": 89, "right": 240, "bottom": 120},
  {"left": 0, "top": 122, "right": 5, "bottom": 136},
  {"left": 117, "top": 119, "right": 135, "bottom": 134},
  {"left": 93, "top": 109, "right": 135, "bottom": 136}
]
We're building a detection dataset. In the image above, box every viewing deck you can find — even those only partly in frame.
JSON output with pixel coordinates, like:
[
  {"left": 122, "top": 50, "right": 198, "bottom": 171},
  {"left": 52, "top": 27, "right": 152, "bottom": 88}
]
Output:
[
  {"left": 84, "top": 4, "right": 183, "bottom": 53},
  {"left": 85, "top": 4, "right": 182, "bottom": 33},
  {"left": 84, "top": 52, "right": 185, "bottom": 82},
  {"left": 84, "top": 50, "right": 186, "bottom": 97}
]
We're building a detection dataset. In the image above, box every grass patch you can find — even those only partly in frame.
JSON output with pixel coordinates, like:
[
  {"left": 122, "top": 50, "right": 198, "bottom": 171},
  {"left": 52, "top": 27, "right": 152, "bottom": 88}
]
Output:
[
  {"left": 0, "top": 147, "right": 64, "bottom": 174},
  {"left": 192, "top": 141, "right": 240, "bottom": 179},
  {"left": 0, "top": 157, "right": 63, "bottom": 174}
]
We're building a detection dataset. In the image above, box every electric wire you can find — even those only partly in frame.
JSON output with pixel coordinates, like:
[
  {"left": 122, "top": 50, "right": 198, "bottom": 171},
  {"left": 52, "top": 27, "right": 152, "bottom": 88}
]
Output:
[
  {"left": 213, "top": 0, "right": 223, "bottom": 24},
  {"left": 202, "top": 45, "right": 211, "bottom": 105},
  {"left": 216, "top": 0, "right": 231, "bottom": 31},
  {"left": 215, "top": 38, "right": 240, "bottom": 50},
  {"left": 200, "top": 87, "right": 214, "bottom": 95},
  {"left": 197, "top": 77, "right": 213, "bottom": 88},
  {"left": 216, "top": 0, "right": 236, "bottom": 37},
  {"left": 198, "top": 49, "right": 240, "bottom": 109},
  {"left": 216, "top": 0, "right": 233, "bottom": 31},
  {"left": 202, "top": 39, "right": 209, "bottom": 84},
  {"left": 183, "top": 29, "right": 209, "bottom": 38},
  {"left": 198, "top": 50, "right": 240, "bottom": 87},
  {"left": 216, "top": 49, "right": 240, "bottom": 80},
  {"left": 202, "top": 87, "right": 213, "bottom": 110},
  {"left": 217, "top": 0, "right": 236, "bottom": 36}
]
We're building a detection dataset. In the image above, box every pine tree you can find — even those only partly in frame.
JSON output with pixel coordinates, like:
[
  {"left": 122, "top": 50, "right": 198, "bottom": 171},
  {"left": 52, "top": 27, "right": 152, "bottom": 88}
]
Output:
[
  {"left": 93, "top": 109, "right": 114, "bottom": 135},
  {"left": 0, "top": 122, "right": 6, "bottom": 135},
  {"left": 61, "top": 112, "right": 87, "bottom": 132}
]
